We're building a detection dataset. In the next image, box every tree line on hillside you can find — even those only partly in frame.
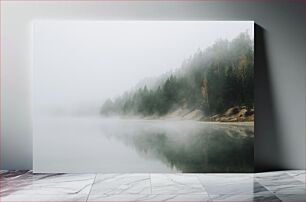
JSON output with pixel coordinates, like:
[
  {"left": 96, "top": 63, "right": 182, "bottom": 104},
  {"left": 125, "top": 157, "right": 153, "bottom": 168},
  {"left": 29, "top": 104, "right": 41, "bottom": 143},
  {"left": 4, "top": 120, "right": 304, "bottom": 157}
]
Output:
[{"left": 101, "top": 32, "right": 254, "bottom": 117}]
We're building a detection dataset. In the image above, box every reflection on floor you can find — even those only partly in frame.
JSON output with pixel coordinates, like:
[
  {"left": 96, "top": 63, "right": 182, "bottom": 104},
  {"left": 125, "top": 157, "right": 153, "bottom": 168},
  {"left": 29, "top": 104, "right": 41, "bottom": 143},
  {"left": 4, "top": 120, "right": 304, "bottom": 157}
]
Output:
[{"left": 0, "top": 170, "right": 305, "bottom": 201}]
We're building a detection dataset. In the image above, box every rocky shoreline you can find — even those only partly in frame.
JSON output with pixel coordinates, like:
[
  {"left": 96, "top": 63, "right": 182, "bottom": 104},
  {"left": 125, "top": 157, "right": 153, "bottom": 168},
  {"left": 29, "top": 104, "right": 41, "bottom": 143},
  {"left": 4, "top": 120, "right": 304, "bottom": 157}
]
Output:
[{"left": 155, "top": 106, "right": 254, "bottom": 122}]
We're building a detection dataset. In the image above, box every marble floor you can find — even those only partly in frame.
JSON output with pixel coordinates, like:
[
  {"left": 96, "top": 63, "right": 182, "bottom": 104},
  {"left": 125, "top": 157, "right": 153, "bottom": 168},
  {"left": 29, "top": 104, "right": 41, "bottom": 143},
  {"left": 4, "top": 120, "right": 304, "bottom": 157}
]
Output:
[{"left": 0, "top": 170, "right": 305, "bottom": 202}]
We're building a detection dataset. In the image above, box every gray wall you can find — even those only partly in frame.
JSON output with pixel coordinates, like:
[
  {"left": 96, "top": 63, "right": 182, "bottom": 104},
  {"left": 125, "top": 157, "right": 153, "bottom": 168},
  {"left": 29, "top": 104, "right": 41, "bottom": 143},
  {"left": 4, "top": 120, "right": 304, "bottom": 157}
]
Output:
[{"left": 1, "top": 0, "right": 304, "bottom": 171}]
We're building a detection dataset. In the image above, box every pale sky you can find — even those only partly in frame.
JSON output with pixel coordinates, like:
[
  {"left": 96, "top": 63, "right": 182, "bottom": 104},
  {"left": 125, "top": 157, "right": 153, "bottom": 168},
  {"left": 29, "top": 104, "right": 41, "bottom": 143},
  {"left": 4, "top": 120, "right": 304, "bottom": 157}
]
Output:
[{"left": 33, "top": 21, "right": 254, "bottom": 116}]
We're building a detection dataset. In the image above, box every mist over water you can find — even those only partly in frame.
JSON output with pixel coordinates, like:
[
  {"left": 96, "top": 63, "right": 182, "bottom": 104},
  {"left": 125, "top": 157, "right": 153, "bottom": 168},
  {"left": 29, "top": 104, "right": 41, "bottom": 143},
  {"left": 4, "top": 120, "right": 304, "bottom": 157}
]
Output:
[{"left": 34, "top": 116, "right": 254, "bottom": 173}]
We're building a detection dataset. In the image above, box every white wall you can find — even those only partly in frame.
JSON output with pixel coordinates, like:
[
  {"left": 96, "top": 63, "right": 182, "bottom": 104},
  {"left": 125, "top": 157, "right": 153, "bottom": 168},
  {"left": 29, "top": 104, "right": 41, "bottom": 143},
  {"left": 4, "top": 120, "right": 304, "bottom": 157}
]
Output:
[{"left": 1, "top": 0, "right": 304, "bottom": 170}]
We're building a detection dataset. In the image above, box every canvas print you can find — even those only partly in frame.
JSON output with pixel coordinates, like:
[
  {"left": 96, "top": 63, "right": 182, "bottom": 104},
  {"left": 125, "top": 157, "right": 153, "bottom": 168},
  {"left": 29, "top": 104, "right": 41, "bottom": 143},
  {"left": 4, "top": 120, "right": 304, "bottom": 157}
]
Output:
[{"left": 33, "top": 21, "right": 254, "bottom": 173}]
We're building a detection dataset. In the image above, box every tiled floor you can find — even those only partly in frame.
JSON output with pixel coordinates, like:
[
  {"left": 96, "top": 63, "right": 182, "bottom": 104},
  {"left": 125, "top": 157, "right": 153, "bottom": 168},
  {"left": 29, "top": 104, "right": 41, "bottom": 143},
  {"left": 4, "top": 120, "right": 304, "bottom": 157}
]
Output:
[{"left": 0, "top": 170, "right": 305, "bottom": 201}]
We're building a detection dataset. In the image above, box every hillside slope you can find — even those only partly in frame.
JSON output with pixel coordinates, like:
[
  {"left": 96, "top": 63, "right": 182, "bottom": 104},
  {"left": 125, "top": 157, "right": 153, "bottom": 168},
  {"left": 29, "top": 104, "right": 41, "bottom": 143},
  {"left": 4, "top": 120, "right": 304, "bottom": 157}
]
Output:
[{"left": 101, "top": 32, "right": 254, "bottom": 122}]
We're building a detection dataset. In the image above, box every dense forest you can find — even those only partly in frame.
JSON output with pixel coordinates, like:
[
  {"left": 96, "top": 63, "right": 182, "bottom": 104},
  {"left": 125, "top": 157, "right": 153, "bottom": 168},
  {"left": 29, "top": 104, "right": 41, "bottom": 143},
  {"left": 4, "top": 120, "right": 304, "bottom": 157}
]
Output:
[{"left": 101, "top": 32, "right": 254, "bottom": 120}]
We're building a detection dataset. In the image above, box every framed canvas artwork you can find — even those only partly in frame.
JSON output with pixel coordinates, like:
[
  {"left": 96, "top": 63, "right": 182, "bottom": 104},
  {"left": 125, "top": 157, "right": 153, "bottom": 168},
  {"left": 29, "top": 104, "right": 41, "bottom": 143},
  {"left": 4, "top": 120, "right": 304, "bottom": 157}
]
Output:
[{"left": 33, "top": 21, "right": 254, "bottom": 173}]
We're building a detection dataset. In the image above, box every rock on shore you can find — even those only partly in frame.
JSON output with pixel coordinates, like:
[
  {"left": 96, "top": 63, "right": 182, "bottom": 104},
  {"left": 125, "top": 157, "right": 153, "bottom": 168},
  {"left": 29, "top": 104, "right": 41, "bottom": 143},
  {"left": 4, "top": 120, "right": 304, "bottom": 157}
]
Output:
[{"left": 202, "top": 106, "right": 254, "bottom": 122}]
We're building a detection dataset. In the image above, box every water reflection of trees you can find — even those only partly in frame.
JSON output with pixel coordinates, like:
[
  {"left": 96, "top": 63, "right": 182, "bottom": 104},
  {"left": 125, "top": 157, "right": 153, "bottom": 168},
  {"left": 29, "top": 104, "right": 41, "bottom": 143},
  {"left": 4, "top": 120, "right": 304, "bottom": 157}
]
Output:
[{"left": 104, "top": 123, "right": 254, "bottom": 173}]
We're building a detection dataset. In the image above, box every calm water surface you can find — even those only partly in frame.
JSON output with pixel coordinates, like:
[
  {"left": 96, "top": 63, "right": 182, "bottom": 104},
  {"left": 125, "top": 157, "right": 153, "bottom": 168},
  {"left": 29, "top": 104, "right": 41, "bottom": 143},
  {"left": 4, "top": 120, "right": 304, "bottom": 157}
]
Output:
[{"left": 34, "top": 117, "right": 254, "bottom": 173}]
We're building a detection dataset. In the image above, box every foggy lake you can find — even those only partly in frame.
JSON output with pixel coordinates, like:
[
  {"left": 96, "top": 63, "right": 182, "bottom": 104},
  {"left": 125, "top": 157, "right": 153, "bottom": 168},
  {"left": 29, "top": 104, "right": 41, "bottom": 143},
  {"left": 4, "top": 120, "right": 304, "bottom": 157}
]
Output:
[{"left": 34, "top": 117, "right": 254, "bottom": 173}]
